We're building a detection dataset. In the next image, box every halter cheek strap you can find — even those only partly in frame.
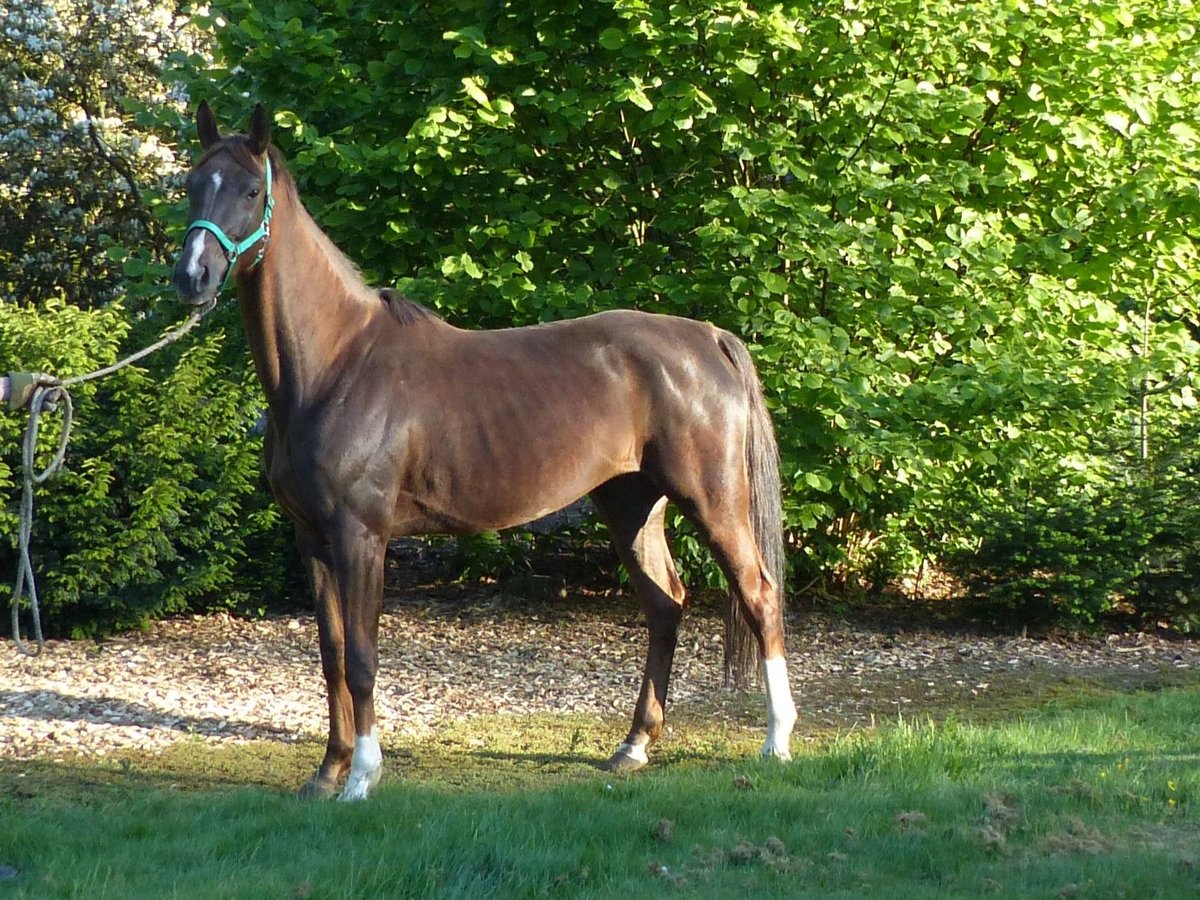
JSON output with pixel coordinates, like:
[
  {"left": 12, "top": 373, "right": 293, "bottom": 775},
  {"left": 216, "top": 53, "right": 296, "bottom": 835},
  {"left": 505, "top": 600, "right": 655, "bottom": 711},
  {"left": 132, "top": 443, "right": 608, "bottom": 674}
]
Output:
[{"left": 185, "top": 156, "right": 275, "bottom": 291}]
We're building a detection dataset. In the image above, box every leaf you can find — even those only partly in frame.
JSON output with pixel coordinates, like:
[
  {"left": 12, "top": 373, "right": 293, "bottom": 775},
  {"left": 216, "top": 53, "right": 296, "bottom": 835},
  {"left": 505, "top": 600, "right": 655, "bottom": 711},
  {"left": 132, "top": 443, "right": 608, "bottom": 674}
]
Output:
[
  {"left": 804, "top": 472, "right": 833, "bottom": 492},
  {"left": 1011, "top": 156, "right": 1038, "bottom": 181},
  {"left": 761, "top": 272, "right": 788, "bottom": 294},
  {"left": 1169, "top": 122, "right": 1199, "bottom": 147},
  {"left": 1103, "top": 110, "right": 1129, "bottom": 135},
  {"left": 462, "top": 76, "right": 490, "bottom": 107},
  {"left": 622, "top": 79, "right": 654, "bottom": 111},
  {"left": 598, "top": 27, "right": 625, "bottom": 50},
  {"left": 460, "top": 253, "right": 483, "bottom": 279}
]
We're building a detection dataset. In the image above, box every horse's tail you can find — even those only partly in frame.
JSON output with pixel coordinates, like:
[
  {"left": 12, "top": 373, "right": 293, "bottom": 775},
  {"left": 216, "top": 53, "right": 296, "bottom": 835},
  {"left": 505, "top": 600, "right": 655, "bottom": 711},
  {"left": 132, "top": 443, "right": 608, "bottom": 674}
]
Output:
[{"left": 718, "top": 332, "right": 786, "bottom": 689}]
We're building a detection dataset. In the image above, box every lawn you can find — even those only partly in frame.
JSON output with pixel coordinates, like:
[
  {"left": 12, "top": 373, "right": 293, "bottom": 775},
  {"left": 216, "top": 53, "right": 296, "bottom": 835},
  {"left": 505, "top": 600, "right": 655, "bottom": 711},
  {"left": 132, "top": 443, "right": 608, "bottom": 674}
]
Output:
[{"left": 2, "top": 679, "right": 1197, "bottom": 898}]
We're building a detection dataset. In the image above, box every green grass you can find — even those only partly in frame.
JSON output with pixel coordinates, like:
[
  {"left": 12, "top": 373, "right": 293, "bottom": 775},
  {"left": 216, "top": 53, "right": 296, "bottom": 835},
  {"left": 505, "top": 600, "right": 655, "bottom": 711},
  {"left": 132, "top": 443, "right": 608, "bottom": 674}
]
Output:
[{"left": 2, "top": 683, "right": 1198, "bottom": 899}]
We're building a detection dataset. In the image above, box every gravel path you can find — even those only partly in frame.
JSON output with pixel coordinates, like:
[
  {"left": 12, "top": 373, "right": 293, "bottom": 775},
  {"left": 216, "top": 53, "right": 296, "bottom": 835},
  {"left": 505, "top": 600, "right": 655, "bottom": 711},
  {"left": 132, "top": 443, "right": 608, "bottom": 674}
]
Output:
[{"left": 4, "top": 582, "right": 1197, "bottom": 761}]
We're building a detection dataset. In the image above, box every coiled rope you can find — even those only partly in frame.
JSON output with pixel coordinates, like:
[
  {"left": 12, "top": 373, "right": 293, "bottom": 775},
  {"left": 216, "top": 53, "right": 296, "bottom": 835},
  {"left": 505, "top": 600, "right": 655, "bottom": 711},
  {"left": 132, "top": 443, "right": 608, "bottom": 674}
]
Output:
[{"left": 11, "top": 306, "right": 209, "bottom": 656}]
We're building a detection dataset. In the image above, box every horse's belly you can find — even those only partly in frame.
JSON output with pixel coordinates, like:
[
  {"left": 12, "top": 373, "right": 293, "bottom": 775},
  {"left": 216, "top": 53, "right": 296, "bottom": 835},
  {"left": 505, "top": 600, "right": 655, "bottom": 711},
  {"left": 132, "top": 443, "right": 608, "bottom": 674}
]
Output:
[{"left": 395, "top": 436, "right": 639, "bottom": 535}]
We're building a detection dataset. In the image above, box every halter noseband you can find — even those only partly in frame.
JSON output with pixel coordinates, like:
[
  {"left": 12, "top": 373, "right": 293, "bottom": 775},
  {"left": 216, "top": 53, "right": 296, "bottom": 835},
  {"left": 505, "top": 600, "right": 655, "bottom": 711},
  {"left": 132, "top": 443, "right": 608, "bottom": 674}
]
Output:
[{"left": 185, "top": 156, "right": 275, "bottom": 291}]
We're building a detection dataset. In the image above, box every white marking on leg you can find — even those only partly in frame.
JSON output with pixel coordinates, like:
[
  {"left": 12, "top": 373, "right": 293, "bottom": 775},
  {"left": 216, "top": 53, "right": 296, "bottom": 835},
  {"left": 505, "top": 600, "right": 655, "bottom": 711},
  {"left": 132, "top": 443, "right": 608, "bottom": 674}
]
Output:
[
  {"left": 761, "top": 656, "right": 797, "bottom": 761},
  {"left": 615, "top": 738, "right": 649, "bottom": 765},
  {"left": 338, "top": 726, "right": 382, "bottom": 801}
]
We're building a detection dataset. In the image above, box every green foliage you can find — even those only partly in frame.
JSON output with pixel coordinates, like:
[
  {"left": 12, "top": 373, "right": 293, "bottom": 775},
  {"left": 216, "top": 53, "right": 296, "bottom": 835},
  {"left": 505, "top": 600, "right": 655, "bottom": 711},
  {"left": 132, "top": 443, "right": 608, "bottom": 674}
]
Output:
[
  {"left": 0, "top": 2, "right": 303, "bottom": 637},
  {"left": 448, "top": 530, "right": 532, "bottom": 582},
  {"left": 948, "top": 480, "right": 1156, "bottom": 625},
  {"left": 178, "top": 0, "right": 1200, "bottom": 622},
  {"left": 948, "top": 420, "right": 1200, "bottom": 630},
  {"left": 9, "top": 0, "right": 1198, "bottom": 632},
  {"left": 0, "top": 300, "right": 297, "bottom": 636}
]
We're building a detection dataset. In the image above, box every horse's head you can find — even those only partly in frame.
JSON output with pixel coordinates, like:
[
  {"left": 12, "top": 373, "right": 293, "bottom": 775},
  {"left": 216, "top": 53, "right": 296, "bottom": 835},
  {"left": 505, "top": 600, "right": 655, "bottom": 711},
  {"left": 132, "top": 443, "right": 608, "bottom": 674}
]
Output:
[{"left": 172, "top": 101, "right": 275, "bottom": 308}]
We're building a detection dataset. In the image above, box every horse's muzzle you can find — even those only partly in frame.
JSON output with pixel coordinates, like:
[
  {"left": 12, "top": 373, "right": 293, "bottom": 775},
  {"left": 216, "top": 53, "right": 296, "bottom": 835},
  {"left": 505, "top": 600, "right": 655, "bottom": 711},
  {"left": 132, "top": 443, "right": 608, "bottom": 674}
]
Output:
[{"left": 172, "top": 233, "right": 226, "bottom": 307}]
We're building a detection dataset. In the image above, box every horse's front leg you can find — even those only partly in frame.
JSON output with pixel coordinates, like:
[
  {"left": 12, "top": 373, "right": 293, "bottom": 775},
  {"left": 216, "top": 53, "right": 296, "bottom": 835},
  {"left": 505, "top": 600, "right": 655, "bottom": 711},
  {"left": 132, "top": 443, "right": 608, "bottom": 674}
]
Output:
[
  {"left": 336, "top": 521, "right": 388, "bottom": 801},
  {"left": 295, "top": 525, "right": 354, "bottom": 799},
  {"left": 295, "top": 521, "right": 388, "bottom": 801}
]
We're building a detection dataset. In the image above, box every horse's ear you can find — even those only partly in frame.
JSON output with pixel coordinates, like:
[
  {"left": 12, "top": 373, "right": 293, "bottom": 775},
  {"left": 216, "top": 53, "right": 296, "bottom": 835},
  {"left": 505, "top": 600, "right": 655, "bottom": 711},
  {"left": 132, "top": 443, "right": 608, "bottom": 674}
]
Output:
[
  {"left": 247, "top": 103, "right": 271, "bottom": 156},
  {"left": 196, "top": 100, "right": 220, "bottom": 150}
]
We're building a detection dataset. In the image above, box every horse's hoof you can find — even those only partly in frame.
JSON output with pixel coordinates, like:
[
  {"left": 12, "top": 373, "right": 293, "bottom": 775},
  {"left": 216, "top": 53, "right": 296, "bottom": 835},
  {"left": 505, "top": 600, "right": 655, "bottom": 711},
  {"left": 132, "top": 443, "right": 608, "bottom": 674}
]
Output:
[
  {"left": 297, "top": 776, "right": 339, "bottom": 800},
  {"left": 760, "top": 744, "right": 793, "bottom": 763},
  {"left": 601, "top": 749, "right": 648, "bottom": 773},
  {"left": 338, "top": 768, "right": 381, "bottom": 802}
]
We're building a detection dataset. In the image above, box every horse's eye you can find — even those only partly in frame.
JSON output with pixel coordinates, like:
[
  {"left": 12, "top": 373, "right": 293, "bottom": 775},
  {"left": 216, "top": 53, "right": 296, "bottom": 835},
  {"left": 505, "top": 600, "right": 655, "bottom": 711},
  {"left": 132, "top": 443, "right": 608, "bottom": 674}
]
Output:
[{"left": 248, "top": 188, "right": 261, "bottom": 199}]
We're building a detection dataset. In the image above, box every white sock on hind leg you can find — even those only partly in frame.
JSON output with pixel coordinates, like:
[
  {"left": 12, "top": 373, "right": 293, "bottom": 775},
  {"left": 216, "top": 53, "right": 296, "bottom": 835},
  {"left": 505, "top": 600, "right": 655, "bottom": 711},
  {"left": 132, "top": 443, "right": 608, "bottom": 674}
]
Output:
[{"left": 762, "top": 656, "right": 796, "bottom": 760}]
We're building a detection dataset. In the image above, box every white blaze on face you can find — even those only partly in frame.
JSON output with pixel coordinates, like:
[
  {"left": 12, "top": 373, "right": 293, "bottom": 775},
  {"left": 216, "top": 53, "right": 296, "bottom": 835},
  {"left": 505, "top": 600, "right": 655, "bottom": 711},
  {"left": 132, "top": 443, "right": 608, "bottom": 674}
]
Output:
[
  {"left": 339, "top": 726, "right": 383, "bottom": 802},
  {"left": 761, "top": 656, "right": 797, "bottom": 760},
  {"left": 184, "top": 171, "right": 224, "bottom": 279},
  {"left": 182, "top": 230, "right": 208, "bottom": 280}
]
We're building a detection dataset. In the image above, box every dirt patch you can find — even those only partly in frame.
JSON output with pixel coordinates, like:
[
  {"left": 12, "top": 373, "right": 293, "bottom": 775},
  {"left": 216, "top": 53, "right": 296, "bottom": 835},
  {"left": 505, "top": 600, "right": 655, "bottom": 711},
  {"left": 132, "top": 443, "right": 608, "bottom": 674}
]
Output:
[{"left": 2, "top": 543, "right": 1198, "bottom": 761}]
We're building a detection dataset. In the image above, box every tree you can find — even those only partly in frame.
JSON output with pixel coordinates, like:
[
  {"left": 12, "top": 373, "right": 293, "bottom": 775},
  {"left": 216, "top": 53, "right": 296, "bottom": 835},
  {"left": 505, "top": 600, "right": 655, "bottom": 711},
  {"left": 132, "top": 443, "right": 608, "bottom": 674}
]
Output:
[
  {"left": 1, "top": 0, "right": 297, "bottom": 637},
  {"left": 7, "top": 0, "right": 1198, "bottom": 637},
  {"left": 0, "top": 0, "right": 191, "bottom": 307},
  {"left": 184, "top": 0, "right": 1200, "bottom": 623}
]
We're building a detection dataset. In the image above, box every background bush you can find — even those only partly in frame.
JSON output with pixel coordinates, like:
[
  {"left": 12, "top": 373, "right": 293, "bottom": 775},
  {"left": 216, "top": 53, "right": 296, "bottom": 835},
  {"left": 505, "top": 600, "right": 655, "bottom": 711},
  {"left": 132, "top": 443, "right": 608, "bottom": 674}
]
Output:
[
  {"left": 1, "top": 2, "right": 298, "bottom": 637},
  {"left": 0, "top": 301, "right": 298, "bottom": 636},
  {"left": 183, "top": 0, "right": 1200, "bottom": 623},
  {"left": 3, "top": 0, "right": 1199, "bottom": 635}
]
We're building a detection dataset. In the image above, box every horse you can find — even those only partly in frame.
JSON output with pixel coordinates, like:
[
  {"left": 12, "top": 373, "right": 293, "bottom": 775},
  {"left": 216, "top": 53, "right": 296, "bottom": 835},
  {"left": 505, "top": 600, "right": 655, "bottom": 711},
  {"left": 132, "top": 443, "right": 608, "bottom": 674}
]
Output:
[{"left": 171, "top": 101, "right": 797, "bottom": 801}]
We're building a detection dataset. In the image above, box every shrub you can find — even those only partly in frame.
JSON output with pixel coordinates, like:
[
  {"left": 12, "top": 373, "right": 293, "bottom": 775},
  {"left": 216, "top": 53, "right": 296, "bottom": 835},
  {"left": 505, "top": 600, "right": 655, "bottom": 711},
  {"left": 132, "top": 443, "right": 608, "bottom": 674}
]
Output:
[
  {"left": 1, "top": 299, "right": 299, "bottom": 637},
  {"left": 946, "top": 460, "right": 1200, "bottom": 630}
]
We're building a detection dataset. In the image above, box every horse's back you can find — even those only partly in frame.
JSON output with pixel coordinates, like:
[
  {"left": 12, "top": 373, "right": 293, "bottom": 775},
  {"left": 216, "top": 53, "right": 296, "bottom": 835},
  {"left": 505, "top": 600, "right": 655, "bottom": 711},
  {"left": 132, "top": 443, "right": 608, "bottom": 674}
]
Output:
[
  {"left": 466, "top": 308, "right": 740, "bottom": 391},
  {"left": 364, "top": 307, "right": 749, "bottom": 533}
]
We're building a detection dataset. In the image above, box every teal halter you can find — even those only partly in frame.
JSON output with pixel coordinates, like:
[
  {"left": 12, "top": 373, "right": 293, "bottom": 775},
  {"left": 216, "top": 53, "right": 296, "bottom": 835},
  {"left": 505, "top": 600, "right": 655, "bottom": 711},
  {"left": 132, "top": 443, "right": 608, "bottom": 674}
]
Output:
[{"left": 185, "top": 156, "right": 275, "bottom": 290}]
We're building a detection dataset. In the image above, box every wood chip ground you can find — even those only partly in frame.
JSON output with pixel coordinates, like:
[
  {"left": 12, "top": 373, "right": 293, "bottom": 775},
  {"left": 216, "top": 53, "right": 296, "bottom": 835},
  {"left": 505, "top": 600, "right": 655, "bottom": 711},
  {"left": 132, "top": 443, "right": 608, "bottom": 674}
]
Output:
[{"left": 4, "top": 578, "right": 1196, "bottom": 761}]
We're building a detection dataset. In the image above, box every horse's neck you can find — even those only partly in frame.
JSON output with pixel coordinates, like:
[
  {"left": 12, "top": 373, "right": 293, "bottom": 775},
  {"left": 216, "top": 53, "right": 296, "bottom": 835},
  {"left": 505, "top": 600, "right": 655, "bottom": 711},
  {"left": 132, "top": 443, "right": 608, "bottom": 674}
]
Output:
[{"left": 236, "top": 197, "right": 372, "bottom": 416}]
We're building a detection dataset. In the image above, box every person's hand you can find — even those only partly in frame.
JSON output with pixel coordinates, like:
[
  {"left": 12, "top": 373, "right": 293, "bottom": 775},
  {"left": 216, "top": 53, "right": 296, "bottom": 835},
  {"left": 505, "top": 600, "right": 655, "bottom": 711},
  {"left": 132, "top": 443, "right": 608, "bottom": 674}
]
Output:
[{"left": 7, "top": 372, "right": 61, "bottom": 411}]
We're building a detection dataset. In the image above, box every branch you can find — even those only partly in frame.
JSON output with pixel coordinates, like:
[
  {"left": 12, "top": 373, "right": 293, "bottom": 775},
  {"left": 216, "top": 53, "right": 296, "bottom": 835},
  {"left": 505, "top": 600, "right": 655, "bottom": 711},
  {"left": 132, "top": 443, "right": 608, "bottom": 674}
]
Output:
[
  {"left": 836, "top": 27, "right": 907, "bottom": 177},
  {"left": 79, "top": 99, "right": 162, "bottom": 244}
]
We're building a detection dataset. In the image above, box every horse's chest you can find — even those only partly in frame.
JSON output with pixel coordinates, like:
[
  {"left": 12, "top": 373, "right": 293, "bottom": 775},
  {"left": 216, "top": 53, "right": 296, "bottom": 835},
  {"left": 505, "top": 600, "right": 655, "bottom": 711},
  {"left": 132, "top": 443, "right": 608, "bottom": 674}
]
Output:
[
  {"left": 263, "top": 418, "right": 388, "bottom": 526},
  {"left": 262, "top": 422, "right": 336, "bottom": 520}
]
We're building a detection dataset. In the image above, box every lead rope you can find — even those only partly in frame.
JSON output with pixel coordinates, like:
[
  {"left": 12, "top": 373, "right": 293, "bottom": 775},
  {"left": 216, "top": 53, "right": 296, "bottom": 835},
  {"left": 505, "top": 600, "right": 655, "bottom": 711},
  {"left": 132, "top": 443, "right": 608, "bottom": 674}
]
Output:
[{"left": 11, "top": 305, "right": 209, "bottom": 656}]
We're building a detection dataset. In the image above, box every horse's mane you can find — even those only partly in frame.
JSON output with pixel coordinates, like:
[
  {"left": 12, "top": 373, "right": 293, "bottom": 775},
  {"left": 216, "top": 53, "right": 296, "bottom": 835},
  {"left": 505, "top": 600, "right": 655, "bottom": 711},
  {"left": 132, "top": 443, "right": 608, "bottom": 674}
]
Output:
[
  {"left": 203, "top": 138, "right": 377, "bottom": 306},
  {"left": 378, "top": 288, "right": 443, "bottom": 327}
]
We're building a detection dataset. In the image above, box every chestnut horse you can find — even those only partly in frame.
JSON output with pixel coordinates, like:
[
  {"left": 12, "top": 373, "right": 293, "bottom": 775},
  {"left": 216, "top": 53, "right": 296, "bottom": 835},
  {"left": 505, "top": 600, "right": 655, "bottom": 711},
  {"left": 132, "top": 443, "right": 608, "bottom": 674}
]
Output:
[{"left": 171, "top": 102, "right": 796, "bottom": 800}]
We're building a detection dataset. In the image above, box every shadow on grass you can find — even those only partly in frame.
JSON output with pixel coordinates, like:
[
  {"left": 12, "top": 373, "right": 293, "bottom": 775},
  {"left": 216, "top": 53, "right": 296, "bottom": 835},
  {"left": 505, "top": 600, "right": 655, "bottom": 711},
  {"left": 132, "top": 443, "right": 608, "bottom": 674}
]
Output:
[
  {"left": 3, "top": 757, "right": 260, "bottom": 798},
  {"left": 7, "top": 682, "right": 1196, "bottom": 810},
  {"left": 0, "top": 689, "right": 299, "bottom": 741},
  {"left": 0, "top": 738, "right": 321, "bottom": 801},
  {"left": 466, "top": 749, "right": 609, "bottom": 767}
]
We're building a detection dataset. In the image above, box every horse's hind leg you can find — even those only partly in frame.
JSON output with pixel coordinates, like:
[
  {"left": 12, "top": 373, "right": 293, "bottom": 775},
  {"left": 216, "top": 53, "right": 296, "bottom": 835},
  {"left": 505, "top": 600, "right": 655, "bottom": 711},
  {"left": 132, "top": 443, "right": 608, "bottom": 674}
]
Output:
[
  {"left": 699, "top": 515, "right": 796, "bottom": 761},
  {"left": 591, "top": 475, "right": 686, "bottom": 772}
]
